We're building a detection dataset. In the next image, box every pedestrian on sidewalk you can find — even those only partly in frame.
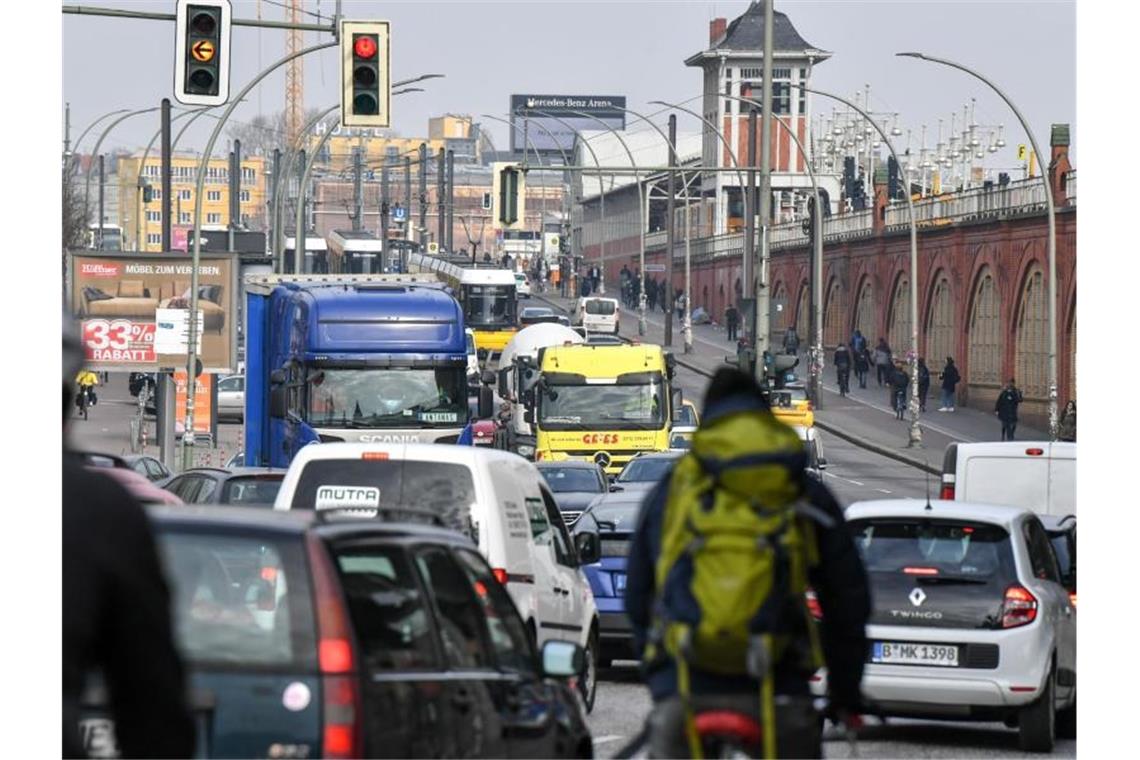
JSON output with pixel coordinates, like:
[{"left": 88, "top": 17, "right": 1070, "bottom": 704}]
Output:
[
  {"left": 647, "top": 278, "right": 658, "bottom": 312},
  {"left": 853, "top": 346, "right": 870, "bottom": 389},
  {"left": 783, "top": 327, "right": 800, "bottom": 356},
  {"left": 938, "top": 357, "right": 960, "bottom": 412},
  {"left": 1058, "top": 400, "right": 1077, "bottom": 442},
  {"left": 725, "top": 304, "right": 739, "bottom": 342},
  {"left": 833, "top": 343, "right": 852, "bottom": 396},
  {"left": 851, "top": 329, "right": 867, "bottom": 355},
  {"left": 873, "top": 338, "right": 893, "bottom": 387},
  {"left": 890, "top": 361, "right": 909, "bottom": 420},
  {"left": 917, "top": 357, "right": 931, "bottom": 412},
  {"left": 994, "top": 379, "right": 1024, "bottom": 441}
]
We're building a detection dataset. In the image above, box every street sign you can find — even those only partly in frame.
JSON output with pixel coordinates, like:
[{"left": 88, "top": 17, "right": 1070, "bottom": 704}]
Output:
[
  {"left": 1017, "top": 144, "right": 1027, "bottom": 161},
  {"left": 427, "top": 242, "right": 439, "bottom": 254},
  {"left": 645, "top": 264, "right": 665, "bottom": 273},
  {"left": 393, "top": 205, "right": 407, "bottom": 221}
]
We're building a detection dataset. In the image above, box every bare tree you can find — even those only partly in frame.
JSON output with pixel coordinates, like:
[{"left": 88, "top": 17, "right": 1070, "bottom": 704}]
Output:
[
  {"left": 62, "top": 161, "right": 89, "bottom": 251},
  {"left": 227, "top": 108, "right": 324, "bottom": 157}
]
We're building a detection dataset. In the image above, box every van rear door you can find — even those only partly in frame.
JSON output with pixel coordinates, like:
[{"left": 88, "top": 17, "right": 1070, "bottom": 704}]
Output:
[
  {"left": 1046, "top": 443, "right": 1077, "bottom": 516},
  {"left": 961, "top": 447, "right": 1050, "bottom": 511}
]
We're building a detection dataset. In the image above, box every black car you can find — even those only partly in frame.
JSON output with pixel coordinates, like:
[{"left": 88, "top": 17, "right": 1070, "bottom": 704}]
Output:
[
  {"left": 520, "top": 307, "right": 562, "bottom": 327},
  {"left": 79, "top": 506, "right": 594, "bottom": 758},
  {"left": 612, "top": 451, "right": 683, "bottom": 494},
  {"left": 164, "top": 467, "right": 286, "bottom": 506},
  {"left": 123, "top": 454, "right": 174, "bottom": 485},
  {"left": 536, "top": 461, "right": 610, "bottom": 526},
  {"left": 1042, "top": 514, "right": 1077, "bottom": 602}
]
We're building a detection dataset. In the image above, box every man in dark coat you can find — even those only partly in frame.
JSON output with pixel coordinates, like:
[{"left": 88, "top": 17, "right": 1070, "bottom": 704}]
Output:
[
  {"left": 939, "top": 357, "right": 961, "bottom": 412},
  {"left": 833, "top": 343, "right": 852, "bottom": 396},
  {"left": 995, "top": 378, "right": 1024, "bottom": 441},
  {"left": 725, "top": 304, "right": 739, "bottom": 342},
  {"left": 917, "top": 357, "right": 931, "bottom": 412},
  {"left": 891, "top": 362, "right": 910, "bottom": 420}
]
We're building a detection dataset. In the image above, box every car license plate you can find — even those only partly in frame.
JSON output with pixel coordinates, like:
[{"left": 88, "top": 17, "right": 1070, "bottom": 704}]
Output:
[
  {"left": 613, "top": 573, "right": 627, "bottom": 593},
  {"left": 872, "top": 641, "right": 959, "bottom": 667}
]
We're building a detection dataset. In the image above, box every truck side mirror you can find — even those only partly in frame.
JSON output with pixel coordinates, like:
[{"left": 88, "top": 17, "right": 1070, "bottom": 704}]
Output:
[
  {"left": 269, "top": 387, "right": 287, "bottom": 419},
  {"left": 478, "top": 385, "right": 494, "bottom": 419},
  {"left": 270, "top": 369, "right": 286, "bottom": 385},
  {"left": 481, "top": 369, "right": 496, "bottom": 386},
  {"left": 523, "top": 409, "right": 534, "bottom": 424}
]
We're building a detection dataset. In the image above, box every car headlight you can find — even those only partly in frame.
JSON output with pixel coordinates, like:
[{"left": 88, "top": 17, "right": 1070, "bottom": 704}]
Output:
[{"left": 516, "top": 444, "right": 536, "bottom": 458}]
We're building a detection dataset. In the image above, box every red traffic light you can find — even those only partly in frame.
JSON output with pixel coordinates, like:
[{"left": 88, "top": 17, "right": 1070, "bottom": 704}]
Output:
[{"left": 353, "top": 35, "right": 377, "bottom": 60}]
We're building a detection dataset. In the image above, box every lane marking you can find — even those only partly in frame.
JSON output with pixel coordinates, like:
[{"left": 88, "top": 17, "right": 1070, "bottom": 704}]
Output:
[
  {"left": 877, "top": 488, "right": 893, "bottom": 494},
  {"left": 593, "top": 736, "right": 624, "bottom": 746}
]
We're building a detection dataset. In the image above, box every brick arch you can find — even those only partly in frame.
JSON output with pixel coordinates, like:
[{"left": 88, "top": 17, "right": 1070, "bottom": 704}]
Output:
[
  {"left": 851, "top": 275, "right": 876, "bottom": 346},
  {"left": 966, "top": 265, "right": 1002, "bottom": 396},
  {"left": 794, "top": 280, "right": 810, "bottom": 334},
  {"left": 924, "top": 269, "right": 955, "bottom": 367},
  {"left": 1013, "top": 262, "right": 1049, "bottom": 400},
  {"left": 886, "top": 270, "right": 911, "bottom": 357},
  {"left": 823, "top": 276, "right": 845, "bottom": 348},
  {"left": 771, "top": 280, "right": 789, "bottom": 333}
]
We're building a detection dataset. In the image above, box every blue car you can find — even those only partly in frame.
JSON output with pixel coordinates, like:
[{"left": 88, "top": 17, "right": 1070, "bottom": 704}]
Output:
[{"left": 573, "top": 489, "right": 649, "bottom": 667}]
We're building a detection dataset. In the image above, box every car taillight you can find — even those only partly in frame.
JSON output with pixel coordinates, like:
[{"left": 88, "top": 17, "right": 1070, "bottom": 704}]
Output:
[
  {"left": 805, "top": 589, "right": 822, "bottom": 620},
  {"left": 492, "top": 567, "right": 509, "bottom": 585},
  {"left": 1069, "top": 592, "right": 1077, "bottom": 608},
  {"left": 306, "top": 535, "right": 362, "bottom": 759},
  {"left": 1002, "top": 585, "right": 1038, "bottom": 628}
]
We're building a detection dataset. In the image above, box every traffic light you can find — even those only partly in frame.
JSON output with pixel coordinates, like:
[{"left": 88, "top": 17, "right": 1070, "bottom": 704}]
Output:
[
  {"left": 142, "top": 184, "right": 154, "bottom": 204},
  {"left": 888, "top": 156, "right": 901, "bottom": 200},
  {"left": 492, "top": 162, "right": 526, "bottom": 230},
  {"left": 843, "top": 156, "right": 856, "bottom": 200},
  {"left": 340, "top": 20, "right": 390, "bottom": 128},
  {"left": 174, "top": 0, "right": 231, "bottom": 106}
]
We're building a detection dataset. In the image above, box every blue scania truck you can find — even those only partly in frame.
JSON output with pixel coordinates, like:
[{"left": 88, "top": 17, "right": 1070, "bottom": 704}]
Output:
[{"left": 244, "top": 274, "right": 492, "bottom": 468}]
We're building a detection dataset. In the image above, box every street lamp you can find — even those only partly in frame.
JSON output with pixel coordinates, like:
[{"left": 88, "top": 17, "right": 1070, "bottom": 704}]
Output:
[
  {"left": 796, "top": 83, "right": 924, "bottom": 448},
  {"left": 898, "top": 51, "right": 1059, "bottom": 439}
]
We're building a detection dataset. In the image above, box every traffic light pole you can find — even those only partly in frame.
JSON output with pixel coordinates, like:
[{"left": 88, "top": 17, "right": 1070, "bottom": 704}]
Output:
[
  {"left": 418, "top": 143, "right": 428, "bottom": 248},
  {"left": 436, "top": 148, "right": 446, "bottom": 250},
  {"left": 755, "top": 0, "right": 775, "bottom": 386},
  {"left": 446, "top": 150, "right": 455, "bottom": 253},
  {"left": 295, "top": 112, "right": 341, "bottom": 273},
  {"left": 404, "top": 156, "right": 412, "bottom": 242},
  {"left": 352, "top": 147, "right": 363, "bottom": 231},
  {"left": 380, "top": 163, "right": 390, "bottom": 254},
  {"left": 182, "top": 39, "right": 337, "bottom": 472},
  {"left": 664, "top": 114, "right": 677, "bottom": 347},
  {"left": 272, "top": 106, "right": 338, "bottom": 270}
]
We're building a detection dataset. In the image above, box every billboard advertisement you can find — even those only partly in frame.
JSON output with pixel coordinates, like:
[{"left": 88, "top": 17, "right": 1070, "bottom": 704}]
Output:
[
  {"left": 509, "top": 95, "right": 626, "bottom": 157},
  {"left": 69, "top": 252, "right": 239, "bottom": 372}
]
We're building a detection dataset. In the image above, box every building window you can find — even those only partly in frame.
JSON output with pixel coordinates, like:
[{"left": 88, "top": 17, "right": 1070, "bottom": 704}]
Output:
[
  {"left": 179, "top": 189, "right": 191, "bottom": 200},
  {"left": 967, "top": 267, "right": 1002, "bottom": 386},
  {"left": 925, "top": 273, "right": 955, "bottom": 367},
  {"left": 823, "top": 278, "right": 845, "bottom": 348},
  {"left": 145, "top": 210, "right": 161, "bottom": 222},
  {"left": 1015, "top": 266, "right": 1048, "bottom": 398},
  {"left": 887, "top": 274, "right": 910, "bottom": 353},
  {"left": 726, "top": 67, "right": 733, "bottom": 78},
  {"left": 146, "top": 233, "right": 161, "bottom": 245},
  {"left": 241, "top": 213, "right": 250, "bottom": 224},
  {"left": 239, "top": 189, "right": 250, "bottom": 202},
  {"left": 772, "top": 82, "right": 791, "bottom": 115},
  {"left": 854, "top": 278, "right": 875, "bottom": 341},
  {"left": 180, "top": 211, "right": 191, "bottom": 224},
  {"left": 206, "top": 213, "right": 222, "bottom": 224},
  {"left": 798, "top": 68, "right": 808, "bottom": 114},
  {"left": 242, "top": 167, "right": 255, "bottom": 184},
  {"left": 152, "top": 189, "right": 162, "bottom": 200},
  {"left": 740, "top": 67, "right": 762, "bottom": 79},
  {"left": 207, "top": 190, "right": 221, "bottom": 202}
]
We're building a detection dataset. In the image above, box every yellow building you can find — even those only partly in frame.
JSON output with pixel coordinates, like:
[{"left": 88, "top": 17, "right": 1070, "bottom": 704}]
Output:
[
  {"left": 305, "top": 115, "right": 478, "bottom": 172},
  {"left": 117, "top": 152, "right": 267, "bottom": 252}
]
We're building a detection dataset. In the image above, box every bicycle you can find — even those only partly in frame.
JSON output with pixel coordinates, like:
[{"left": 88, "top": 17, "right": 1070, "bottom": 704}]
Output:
[{"left": 75, "top": 385, "right": 94, "bottom": 420}]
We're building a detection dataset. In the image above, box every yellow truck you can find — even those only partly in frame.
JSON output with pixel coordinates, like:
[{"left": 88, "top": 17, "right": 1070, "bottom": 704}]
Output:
[{"left": 531, "top": 343, "right": 677, "bottom": 474}]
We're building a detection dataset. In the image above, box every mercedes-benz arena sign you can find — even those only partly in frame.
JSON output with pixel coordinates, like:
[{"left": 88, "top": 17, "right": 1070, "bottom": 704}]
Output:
[{"left": 509, "top": 94, "right": 626, "bottom": 156}]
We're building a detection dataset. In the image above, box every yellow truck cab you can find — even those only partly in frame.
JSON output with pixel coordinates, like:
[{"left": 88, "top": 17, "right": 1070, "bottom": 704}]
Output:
[{"left": 532, "top": 343, "right": 676, "bottom": 474}]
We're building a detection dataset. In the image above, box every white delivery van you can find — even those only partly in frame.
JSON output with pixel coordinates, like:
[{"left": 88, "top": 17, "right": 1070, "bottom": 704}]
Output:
[
  {"left": 274, "top": 442, "right": 603, "bottom": 709},
  {"left": 940, "top": 441, "right": 1076, "bottom": 516},
  {"left": 573, "top": 297, "right": 619, "bottom": 334}
]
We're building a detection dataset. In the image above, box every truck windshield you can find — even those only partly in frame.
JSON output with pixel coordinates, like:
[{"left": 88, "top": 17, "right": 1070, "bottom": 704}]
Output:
[
  {"left": 306, "top": 367, "right": 468, "bottom": 428},
  {"left": 464, "top": 285, "right": 517, "bottom": 330},
  {"left": 539, "top": 378, "right": 665, "bottom": 430}
]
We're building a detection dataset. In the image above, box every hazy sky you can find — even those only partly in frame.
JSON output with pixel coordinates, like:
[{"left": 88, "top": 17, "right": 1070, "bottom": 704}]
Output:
[{"left": 62, "top": 0, "right": 1076, "bottom": 170}]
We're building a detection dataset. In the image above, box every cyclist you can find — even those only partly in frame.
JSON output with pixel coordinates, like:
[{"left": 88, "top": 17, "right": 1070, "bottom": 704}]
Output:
[
  {"left": 75, "top": 368, "right": 100, "bottom": 416},
  {"left": 833, "top": 343, "right": 852, "bottom": 397},
  {"left": 625, "top": 367, "right": 871, "bottom": 758}
]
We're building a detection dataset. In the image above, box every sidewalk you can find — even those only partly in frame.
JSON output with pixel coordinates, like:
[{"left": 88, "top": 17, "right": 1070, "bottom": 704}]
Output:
[{"left": 534, "top": 289, "right": 1046, "bottom": 473}]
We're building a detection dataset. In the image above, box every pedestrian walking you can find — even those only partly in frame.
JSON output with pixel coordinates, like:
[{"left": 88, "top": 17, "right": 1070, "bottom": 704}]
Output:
[
  {"left": 873, "top": 338, "right": 893, "bottom": 387},
  {"left": 834, "top": 343, "right": 852, "bottom": 396},
  {"left": 853, "top": 345, "right": 870, "bottom": 389},
  {"left": 995, "top": 378, "right": 1024, "bottom": 441},
  {"left": 851, "top": 329, "right": 867, "bottom": 355},
  {"left": 647, "top": 279, "right": 658, "bottom": 312},
  {"left": 891, "top": 362, "right": 910, "bottom": 420},
  {"left": 725, "top": 304, "right": 739, "bottom": 342},
  {"left": 783, "top": 327, "right": 800, "bottom": 356},
  {"left": 1058, "top": 400, "right": 1077, "bottom": 441},
  {"left": 917, "top": 357, "right": 931, "bottom": 412},
  {"left": 938, "top": 356, "right": 961, "bottom": 412}
]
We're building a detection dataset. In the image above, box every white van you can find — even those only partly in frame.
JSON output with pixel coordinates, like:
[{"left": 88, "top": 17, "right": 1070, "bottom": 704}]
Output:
[
  {"left": 573, "top": 297, "right": 619, "bottom": 334},
  {"left": 274, "top": 442, "right": 603, "bottom": 709},
  {"left": 940, "top": 441, "right": 1075, "bottom": 516}
]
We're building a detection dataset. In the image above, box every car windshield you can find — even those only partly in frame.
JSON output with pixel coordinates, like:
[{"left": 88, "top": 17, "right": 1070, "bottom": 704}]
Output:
[
  {"left": 157, "top": 530, "right": 315, "bottom": 667},
  {"left": 291, "top": 459, "right": 477, "bottom": 533},
  {"left": 539, "top": 377, "right": 665, "bottom": 430},
  {"left": 617, "top": 456, "right": 677, "bottom": 483},
  {"left": 849, "top": 518, "right": 1017, "bottom": 581},
  {"left": 464, "top": 284, "right": 517, "bottom": 330},
  {"left": 306, "top": 367, "right": 467, "bottom": 428},
  {"left": 539, "top": 466, "right": 604, "bottom": 493},
  {"left": 676, "top": 404, "right": 698, "bottom": 427},
  {"left": 221, "top": 476, "right": 284, "bottom": 505}
]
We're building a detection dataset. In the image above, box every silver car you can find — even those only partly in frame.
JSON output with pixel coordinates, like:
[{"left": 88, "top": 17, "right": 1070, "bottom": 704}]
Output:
[
  {"left": 812, "top": 499, "right": 1076, "bottom": 752},
  {"left": 217, "top": 374, "right": 244, "bottom": 422}
]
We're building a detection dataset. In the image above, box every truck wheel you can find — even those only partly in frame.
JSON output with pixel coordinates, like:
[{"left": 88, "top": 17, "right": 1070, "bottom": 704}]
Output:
[{"left": 1017, "top": 668, "right": 1056, "bottom": 753}]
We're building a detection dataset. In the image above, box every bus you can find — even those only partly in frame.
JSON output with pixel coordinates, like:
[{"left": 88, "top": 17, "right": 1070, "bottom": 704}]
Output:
[
  {"left": 325, "top": 229, "right": 400, "bottom": 274},
  {"left": 87, "top": 223, "right": 123, "bottom": 251},
  {"left": 406, "top": 252, "right": 520, "bottom": 355},
  {"left": 282, "top": 234, "right": 329, "bottom": 273}
]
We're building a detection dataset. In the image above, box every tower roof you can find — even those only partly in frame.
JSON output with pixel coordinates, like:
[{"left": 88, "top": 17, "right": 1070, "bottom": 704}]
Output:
[{"left": 686, "top": 0, "right": 830, "bottom": 66}]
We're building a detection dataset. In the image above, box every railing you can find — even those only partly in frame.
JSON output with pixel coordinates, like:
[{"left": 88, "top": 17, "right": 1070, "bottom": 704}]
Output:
[{"left": 883, "top": 177, "right": 1050, "bottom": 230}]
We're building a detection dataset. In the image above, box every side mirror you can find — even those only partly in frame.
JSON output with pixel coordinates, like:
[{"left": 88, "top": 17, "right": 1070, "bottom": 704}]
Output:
[
  {"left": 498, "top": 368, "right": 511, "bottom": 398},
  {"left": 269, "top": 369, "right": 287, "bottom": 385},
  {"left": 269, "top": 387, "right": 287, "bottom": 419},
  {"left": 481, "top": 368, "right": 496, "bottom": 386},
  {"left": 478, "top": 385, "right": 494, "bottom": 419},
  {"left": 818, "top": 458, "right": 828, "bottom": 470},
  {"left": 541, "top": 640, "right": 586, "bottom": 678},
  {"left": 574, "top": 530, "right": 601, "bottom": 565},
  {"left": 523, "top": 409, "right": 534, "bottom": 424},
  {"left": 671, "top": 388, "right": 684, "bottom": 421},
  {"left": 477, "top": 348, "right": 489, "bottom": 361}
]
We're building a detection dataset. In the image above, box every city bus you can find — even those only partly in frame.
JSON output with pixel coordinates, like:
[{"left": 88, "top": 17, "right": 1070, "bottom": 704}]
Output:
[
  {"left": 282, "top": 234, "right": 329, "bottom": 273},
  {"left": 87, "top": 223, "right": 123, "bottom": 251},
  {"left": 325, "top": 229, "right": 396, "bottom": 274}
]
